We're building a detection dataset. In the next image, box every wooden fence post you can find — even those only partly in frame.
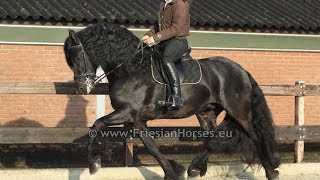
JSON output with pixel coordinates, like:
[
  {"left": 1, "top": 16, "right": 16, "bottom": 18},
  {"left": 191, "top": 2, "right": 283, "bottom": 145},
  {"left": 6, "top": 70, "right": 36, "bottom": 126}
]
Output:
[
  {"left": 124, "top": 125, "right": 134, "bottom": 166},
  {"left": 294, "top": 80, "right": 305, "bottom": 163}
]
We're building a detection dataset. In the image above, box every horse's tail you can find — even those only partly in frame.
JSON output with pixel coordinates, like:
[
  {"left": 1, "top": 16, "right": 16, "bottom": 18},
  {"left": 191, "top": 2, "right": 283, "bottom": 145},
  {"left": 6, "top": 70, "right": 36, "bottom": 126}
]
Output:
[
  {"left": 247, "top": 71, "right": 280, "bottom": 169},
  {"left": 203, "top": 115, "right": 257, "bottom": 167},
  {"left": 204, "top": 72, "right": 280, "bottom": 169}
]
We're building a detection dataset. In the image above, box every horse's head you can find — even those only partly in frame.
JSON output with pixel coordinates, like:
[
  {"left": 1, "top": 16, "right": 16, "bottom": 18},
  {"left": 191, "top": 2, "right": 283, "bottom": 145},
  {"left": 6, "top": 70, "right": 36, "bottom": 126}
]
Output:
[{"left": 64, "top": 30, "right": 96, "bottom": 94}]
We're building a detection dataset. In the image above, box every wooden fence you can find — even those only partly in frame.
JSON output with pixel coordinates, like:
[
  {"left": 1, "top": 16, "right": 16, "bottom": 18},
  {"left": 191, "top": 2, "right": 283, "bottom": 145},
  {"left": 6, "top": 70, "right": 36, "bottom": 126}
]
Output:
[{"left": 0, "top": 81, "right": 320, "bottom": 166}]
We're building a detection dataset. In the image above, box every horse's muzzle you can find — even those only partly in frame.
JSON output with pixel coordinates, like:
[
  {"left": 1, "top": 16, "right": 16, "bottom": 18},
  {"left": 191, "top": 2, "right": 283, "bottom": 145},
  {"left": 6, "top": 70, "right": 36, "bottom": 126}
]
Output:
[
  {"left": 88, "top": 160, "right": 101, "bottom": 175},
  {"left": 75, "top": 76, "right": 95, "bottom": 94},
  {"left": 76, "top": 84, "right": 93, "bottom": 94}
]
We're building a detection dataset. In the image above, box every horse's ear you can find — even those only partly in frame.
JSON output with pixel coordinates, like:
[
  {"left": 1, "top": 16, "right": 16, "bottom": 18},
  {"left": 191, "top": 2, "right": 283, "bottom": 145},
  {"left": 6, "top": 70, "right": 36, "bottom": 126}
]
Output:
[{"left": 68, "top": 29, "right": 79, "bottom": 44}]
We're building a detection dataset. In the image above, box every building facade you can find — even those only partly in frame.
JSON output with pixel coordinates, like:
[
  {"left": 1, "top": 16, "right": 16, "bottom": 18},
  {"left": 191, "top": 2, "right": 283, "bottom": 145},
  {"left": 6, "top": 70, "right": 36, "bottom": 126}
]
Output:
[{"left": 0, "top": 0, "right": 319, "bottom": 127}]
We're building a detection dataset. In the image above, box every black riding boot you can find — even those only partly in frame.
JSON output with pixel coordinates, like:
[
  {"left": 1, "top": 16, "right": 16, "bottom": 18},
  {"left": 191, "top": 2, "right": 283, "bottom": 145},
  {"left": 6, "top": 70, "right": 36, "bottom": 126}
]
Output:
[{"left": 163, "top": 62, "right": 183, "bottom": 109}]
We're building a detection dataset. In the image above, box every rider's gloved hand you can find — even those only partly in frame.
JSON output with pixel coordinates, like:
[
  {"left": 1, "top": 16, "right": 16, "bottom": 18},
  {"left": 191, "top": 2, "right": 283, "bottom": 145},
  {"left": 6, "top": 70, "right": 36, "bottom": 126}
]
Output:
[
  {"left": 141, "top": 35, "right": 149, "bottom": 43},
  {"left": 145, "top": 36, "right": 157, "bottom": 47}
]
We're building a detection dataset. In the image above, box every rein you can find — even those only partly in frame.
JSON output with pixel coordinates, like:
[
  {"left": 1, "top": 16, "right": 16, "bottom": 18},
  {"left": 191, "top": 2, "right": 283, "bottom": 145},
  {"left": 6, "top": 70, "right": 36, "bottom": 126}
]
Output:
[{"left": 91, "top": 41, "right": 147, "bottom": 85}]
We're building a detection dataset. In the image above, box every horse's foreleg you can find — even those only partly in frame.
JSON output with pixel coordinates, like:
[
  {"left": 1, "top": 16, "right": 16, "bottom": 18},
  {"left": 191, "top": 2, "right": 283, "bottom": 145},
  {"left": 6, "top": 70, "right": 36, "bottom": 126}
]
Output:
[
  {"left": 88, "top": 109, "right": 135, "bottom": 175},
  {"left": 134, "top": 122, "right": 185, "bottom": 180},
  {"left": 92, "top": 108, "right": 135, "bottom": 131}
]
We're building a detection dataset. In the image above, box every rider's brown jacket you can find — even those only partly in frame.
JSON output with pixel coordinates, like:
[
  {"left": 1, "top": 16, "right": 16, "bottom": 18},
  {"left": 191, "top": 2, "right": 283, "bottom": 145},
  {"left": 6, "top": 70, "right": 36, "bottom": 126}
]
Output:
[{"left": 146, "top": 0, "right": 191, "bottom": 43}]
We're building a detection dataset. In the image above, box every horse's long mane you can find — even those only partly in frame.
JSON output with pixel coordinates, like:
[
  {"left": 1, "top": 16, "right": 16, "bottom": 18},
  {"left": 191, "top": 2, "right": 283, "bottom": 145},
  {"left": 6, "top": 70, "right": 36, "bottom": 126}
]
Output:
[{"left": 64, "top": 22, "right": 153, "bottom": 76}]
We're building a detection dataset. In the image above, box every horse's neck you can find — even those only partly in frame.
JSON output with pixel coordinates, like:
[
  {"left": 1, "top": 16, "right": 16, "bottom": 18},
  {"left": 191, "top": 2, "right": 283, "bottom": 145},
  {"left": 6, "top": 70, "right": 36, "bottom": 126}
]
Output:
[{"left": 105, "top": 52, "right": 153, "bottom": 84}]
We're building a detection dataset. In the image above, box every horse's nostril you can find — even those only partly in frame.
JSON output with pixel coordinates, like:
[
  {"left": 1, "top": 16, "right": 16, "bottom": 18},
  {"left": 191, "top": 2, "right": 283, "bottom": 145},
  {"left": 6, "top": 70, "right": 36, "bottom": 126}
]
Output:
[{"left": 77, "top": 86, "right": 86, "bottom": 94}]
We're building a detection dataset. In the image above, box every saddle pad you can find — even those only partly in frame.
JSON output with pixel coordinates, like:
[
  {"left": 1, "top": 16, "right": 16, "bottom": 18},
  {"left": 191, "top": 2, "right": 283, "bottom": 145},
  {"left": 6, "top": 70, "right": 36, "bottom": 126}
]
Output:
[{"left": 151, "top": 58, "right": 202, "bottom": 85}]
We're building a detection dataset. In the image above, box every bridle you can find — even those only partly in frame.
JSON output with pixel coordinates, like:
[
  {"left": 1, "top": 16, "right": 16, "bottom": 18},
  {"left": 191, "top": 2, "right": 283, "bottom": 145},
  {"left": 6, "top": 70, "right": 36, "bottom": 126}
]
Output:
[
  {"left": 69, "top": 42, "right": 96, "bottom": 89},
  {"left": 69, "top": 40, "right": 147, "bottom": 90}
]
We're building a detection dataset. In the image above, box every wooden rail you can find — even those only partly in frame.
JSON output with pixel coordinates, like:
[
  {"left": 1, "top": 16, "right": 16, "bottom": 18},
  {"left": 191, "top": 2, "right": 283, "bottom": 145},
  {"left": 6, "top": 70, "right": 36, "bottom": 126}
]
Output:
[
  {"left": 1, "top": 81, "right": 320, "bottom": 165},
  {"left": 0, "top": 82, "right": 319, "bottom": 96},
  {"left": 0, "top": 82, "right": 109, "bottom": 94}
]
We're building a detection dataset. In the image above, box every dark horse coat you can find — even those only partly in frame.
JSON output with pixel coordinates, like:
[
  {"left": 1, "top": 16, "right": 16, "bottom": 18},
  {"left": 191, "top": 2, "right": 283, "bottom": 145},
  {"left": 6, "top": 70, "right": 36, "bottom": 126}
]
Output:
[{"left": 64, "top": 22, "right": 280, "bottom": 180}]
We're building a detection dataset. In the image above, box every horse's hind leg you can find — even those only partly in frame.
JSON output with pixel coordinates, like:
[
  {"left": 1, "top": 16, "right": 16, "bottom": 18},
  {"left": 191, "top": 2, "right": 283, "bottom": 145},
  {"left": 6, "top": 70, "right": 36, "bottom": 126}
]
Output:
[
  {"left": 187, "top": 148, "right": 210, "bottom": 178},
  {"left": 187, "top": 108, "right": 223, "bottom": 178},
  {"left": 134, "top": 122, "right": 185, "bottom": 180}
]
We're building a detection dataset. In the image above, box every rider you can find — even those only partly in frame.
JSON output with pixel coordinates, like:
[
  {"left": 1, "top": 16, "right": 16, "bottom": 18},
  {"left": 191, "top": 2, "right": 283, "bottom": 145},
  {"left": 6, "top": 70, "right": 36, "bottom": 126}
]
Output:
[{"left": 142, "top": 0, "right": 192, "bottom": 109}]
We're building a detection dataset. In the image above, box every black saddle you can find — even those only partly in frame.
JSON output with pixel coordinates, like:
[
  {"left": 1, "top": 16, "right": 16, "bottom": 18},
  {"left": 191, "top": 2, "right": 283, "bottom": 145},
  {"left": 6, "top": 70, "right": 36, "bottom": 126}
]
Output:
[{"left": 151, "top": 48, "right": 202, "bottom": 85}]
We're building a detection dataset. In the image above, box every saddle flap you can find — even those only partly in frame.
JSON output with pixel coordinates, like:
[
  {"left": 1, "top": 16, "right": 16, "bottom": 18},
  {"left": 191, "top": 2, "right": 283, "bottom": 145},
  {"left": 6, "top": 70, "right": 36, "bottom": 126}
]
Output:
[{"left": 151, "top": 56, "right": 202, "bottom": 85}]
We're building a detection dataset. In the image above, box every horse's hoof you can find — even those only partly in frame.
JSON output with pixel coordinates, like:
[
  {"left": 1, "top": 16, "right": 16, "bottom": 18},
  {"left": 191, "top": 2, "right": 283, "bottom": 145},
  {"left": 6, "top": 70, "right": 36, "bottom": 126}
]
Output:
[
  {"left": 199, "top": 164, "right": 207, "bottom": 177},
  {"left": 89, "top": 161, "right": 101, "bottom": 175},
  {"left": 187, "top": 168, "right": 200, "bottom": 179},
  {"left": 267, "top": 170, "right": 279, "bottom": 180}
]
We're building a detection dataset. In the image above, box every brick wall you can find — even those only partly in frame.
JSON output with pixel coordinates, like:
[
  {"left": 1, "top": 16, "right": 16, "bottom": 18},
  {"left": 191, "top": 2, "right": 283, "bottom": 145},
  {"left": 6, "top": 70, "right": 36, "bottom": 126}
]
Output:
[
  {"left": 0, "top": 45, "right": 96, "bottom": 127},
  {"left": 0, "top": 44, "right": 319, "bottom": 127}
]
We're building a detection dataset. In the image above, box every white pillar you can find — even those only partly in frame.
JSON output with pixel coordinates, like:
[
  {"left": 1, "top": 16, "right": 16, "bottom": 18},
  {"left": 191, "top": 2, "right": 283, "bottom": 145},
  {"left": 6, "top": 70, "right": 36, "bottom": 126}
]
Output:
[{"left": 96, "top": 66, "right": 106, "bottom": 119}]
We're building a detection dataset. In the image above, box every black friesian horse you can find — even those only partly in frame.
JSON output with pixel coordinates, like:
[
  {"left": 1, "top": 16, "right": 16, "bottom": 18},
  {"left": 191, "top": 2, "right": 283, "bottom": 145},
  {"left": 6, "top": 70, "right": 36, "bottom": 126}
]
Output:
[{"left": 64, "top": 22, "right": 280, "bottom": 180}]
